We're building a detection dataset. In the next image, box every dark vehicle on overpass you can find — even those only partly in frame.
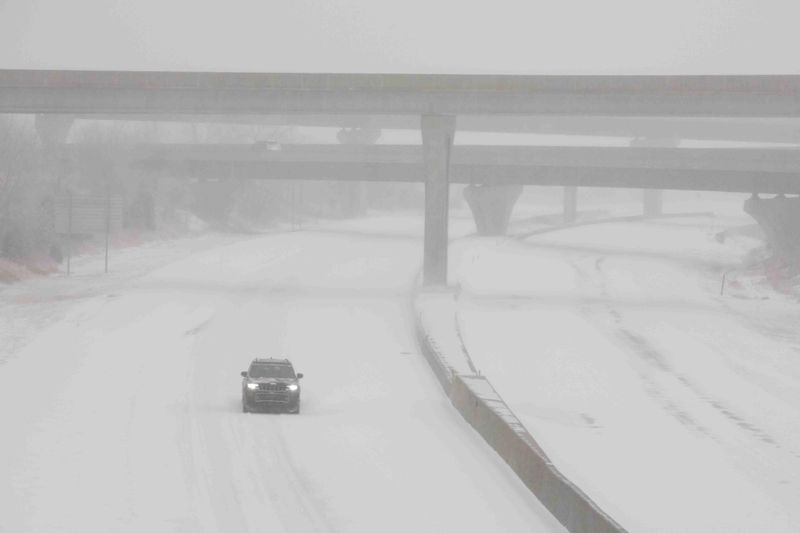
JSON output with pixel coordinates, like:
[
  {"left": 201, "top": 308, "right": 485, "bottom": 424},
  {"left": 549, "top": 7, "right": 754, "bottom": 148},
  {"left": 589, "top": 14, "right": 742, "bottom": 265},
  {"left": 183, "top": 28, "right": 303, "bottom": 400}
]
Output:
[{"left": 241, "top": 358, "right": 303, "bottom": 414}]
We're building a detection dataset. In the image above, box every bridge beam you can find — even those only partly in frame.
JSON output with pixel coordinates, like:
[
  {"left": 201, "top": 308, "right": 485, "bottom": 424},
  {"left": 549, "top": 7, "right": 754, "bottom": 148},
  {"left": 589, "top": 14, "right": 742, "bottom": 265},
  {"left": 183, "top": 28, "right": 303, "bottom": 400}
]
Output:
[
  {"left": 6, "top": 71, "right": 800, "bottom": 117},
  {"left": 421, "top": 115, "right": 455, "bottom": 286}
]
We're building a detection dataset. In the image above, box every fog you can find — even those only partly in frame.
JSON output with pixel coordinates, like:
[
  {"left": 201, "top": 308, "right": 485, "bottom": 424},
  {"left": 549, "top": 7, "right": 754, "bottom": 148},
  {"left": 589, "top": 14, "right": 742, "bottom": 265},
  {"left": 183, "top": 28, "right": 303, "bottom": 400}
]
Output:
[
  {"left": 1, "top": 3, "right": 800, "bottom": 533},
  {"left": 2, "top": 1, "right": 800, "bottom": 73}
]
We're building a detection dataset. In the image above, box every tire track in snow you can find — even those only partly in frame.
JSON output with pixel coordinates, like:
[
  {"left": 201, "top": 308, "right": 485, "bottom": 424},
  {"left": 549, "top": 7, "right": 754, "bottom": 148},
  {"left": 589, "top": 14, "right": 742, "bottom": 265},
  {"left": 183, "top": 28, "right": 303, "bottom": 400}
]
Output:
[
  {"left": 507, "top": 216, "right": 798, "bottom": 460},
  {"left": 247, "top": 417, "right": 339, "bottom": 533},
  {"left": 178, "top": 311, "right": 247, "bottom": 533},
  {"left": 184, "top": 276, "right": 336, "bottom": 533},
  {"left": 572, "top": 252, "right": 786, "bottom": 450}
]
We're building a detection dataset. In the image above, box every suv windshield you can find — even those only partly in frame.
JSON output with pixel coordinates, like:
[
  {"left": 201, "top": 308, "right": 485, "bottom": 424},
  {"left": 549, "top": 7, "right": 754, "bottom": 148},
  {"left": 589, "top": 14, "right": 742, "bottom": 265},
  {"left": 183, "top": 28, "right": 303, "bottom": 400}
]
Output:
[{"left": 249, "top": 364, "right": 295, "bottom": 379}]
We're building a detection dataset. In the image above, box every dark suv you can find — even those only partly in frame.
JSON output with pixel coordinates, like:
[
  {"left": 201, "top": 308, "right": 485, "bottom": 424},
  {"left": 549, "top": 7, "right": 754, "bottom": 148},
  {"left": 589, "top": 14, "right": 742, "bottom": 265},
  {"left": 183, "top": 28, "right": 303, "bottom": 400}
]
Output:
[{"left": 241, "top": 358, "right": 303, "bottom": 413}]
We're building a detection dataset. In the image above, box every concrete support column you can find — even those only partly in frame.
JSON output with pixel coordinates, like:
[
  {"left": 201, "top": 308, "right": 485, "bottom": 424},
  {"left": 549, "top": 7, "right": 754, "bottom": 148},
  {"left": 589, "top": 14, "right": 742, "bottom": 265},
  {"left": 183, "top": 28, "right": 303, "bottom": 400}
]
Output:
[
  {"left": 336, "top": 127, "right": 381, "bottom": 217},
  {"left": 421, "top": 115, "right": 455, "bottom": 286},
  {"left": 631, "top": 136, "right": 675, "bottom": 217},
  {"left": 744, "top": 193, "right": 800, "bottom": 260},
  {"left": 564, "top": 186, "right": 578, "bottom": 224},
  {"left": 463, "top": 184, "right": 523, "bottom": 235}
]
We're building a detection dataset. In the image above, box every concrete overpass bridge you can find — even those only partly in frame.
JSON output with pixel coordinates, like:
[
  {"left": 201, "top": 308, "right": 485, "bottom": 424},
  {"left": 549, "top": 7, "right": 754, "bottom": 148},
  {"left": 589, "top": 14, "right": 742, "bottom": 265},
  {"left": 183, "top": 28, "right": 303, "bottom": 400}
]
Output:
[
  {"left": 63, "top": 115, "right": 800, "bottom": 144},
  {"left": 63, "top": 143, "right": 800, "bottom": 194},
  {"left": 5, "top": 71, "right": 800, "bottom": 116},
  {"left": 4, "top": 69, "right": 800, "bottom": 284}
]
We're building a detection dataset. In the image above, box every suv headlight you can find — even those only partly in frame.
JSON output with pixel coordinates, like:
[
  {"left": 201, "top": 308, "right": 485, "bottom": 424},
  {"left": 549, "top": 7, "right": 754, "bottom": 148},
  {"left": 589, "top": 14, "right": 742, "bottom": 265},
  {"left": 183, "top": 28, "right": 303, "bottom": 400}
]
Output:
[
  {"left": 287, "top": 383, "right": 299, "bottom": 392},
  {"left": 246, "top": 383, "right": 259, "bottom": 390}
]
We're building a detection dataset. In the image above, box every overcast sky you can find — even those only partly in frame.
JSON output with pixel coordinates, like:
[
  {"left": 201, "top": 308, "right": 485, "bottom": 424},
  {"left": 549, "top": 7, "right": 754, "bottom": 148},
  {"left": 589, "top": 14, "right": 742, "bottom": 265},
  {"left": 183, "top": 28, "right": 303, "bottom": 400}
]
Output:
[{"left": 1, "top": 0, "right": 799, "bottom": 74}]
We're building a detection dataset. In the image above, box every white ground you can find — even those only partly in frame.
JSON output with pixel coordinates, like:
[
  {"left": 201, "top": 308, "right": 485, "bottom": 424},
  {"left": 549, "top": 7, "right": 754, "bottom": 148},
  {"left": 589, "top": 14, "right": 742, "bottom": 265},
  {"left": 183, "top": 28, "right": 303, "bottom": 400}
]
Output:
[
  {"left": 450, "top": 197, "right": 800, "bottom": 532},
  {"left": 0, "top": 220, "right": 564, "bottom": 533}
]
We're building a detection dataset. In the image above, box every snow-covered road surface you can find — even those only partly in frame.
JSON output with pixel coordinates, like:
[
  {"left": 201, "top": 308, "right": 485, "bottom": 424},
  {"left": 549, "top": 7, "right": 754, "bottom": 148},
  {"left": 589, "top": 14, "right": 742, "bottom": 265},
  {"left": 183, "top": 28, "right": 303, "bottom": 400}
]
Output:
[
  {"left": 452, "top": 212, "right": 800, "bottom": 532},
  {"left": 0, "top": 224, "right": 563, "bottom": 532}
]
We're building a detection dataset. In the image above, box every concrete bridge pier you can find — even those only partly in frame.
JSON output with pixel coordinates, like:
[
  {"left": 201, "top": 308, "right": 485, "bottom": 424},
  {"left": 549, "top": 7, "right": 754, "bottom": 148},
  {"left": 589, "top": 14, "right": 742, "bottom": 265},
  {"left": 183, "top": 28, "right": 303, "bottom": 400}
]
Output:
[
  {"left": 631, "top": 137, "right": 676, "bottom": 217},
  {"left": 463, "top": 184, "right": 523, "bottom": 235},
  {"left": 421, "top": 115, "right": 455, "bottom": 286},
  {"left": 744, "top": 193, "right": 800, "bottom": 260},
  {"left": 336, "top": 127, "right": 381, "bottom": 216}
]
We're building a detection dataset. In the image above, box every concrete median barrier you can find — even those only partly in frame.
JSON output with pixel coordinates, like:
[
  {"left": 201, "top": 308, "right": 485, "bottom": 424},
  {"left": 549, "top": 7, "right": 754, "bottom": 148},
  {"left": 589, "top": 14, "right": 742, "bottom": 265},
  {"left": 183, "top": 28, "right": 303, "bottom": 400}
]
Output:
[{"left": 414, "top": 294, "right": 626, "bottom": 533}]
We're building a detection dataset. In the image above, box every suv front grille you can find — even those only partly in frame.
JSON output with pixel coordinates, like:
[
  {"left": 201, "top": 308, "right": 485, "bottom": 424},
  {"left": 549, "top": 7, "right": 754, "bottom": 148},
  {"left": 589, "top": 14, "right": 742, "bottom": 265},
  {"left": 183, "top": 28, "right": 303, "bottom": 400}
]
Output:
[
  {"left": 254, "top": 391, "right": 289, "bottom": 403},
  {"left": 258, "top": 383, "right": 287, "bottom": 391}
]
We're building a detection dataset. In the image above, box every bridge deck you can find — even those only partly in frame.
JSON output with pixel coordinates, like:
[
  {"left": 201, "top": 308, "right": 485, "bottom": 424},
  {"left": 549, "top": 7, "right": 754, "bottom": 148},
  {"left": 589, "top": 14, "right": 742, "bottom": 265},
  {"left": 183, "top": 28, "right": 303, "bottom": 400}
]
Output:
[
  {"left": 64, "top": 143, "right": 800, "bottom": 194},
  {"left": 3, "top": 70, "right": 800, "bottom": 116}
]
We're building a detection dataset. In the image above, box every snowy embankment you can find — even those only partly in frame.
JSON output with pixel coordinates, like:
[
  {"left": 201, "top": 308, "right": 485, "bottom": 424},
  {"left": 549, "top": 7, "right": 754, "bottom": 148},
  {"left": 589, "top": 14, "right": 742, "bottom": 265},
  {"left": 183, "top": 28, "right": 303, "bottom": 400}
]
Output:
[
  {"left": 427, "top": 208, "right": 800, "bottom": 532},
  {"left": 0, "top": 216, "right": 563, "bottom": 533}
]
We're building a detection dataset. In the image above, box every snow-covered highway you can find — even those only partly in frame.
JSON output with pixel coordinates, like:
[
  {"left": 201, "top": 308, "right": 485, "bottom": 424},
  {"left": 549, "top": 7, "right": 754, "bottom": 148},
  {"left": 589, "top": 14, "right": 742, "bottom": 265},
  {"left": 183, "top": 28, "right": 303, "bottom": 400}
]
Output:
[
  {"left": 0, "top": 225, "right": 564, "bottom": 532},
  {"left": 452, "top": 207, "right": 800, "bottom": 532},
  {"left": 4, "top": 201, "right": 798, "bottom": 532}
]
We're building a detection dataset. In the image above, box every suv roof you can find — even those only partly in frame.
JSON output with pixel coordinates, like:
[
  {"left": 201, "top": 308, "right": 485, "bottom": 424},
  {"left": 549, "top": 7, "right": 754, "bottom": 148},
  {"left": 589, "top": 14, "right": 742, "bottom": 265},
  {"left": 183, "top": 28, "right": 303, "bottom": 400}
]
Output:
[{"left": 251, "top": 358, "right": 292, "bottom": 365}]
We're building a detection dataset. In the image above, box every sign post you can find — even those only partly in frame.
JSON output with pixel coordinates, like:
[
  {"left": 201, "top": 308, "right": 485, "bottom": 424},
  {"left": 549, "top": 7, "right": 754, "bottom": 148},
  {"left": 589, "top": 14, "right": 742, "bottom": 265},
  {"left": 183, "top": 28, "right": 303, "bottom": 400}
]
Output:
[
  {"left": 66, "top": 191, "right": 73, "bottom": 275},
  {"left": 55, "top": 193, "right": 123, "bottom": 275},
  {"left": 104, "top": 184, "right": 110, "bottom": 274}
]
